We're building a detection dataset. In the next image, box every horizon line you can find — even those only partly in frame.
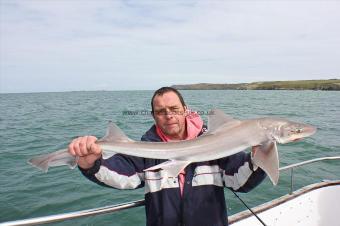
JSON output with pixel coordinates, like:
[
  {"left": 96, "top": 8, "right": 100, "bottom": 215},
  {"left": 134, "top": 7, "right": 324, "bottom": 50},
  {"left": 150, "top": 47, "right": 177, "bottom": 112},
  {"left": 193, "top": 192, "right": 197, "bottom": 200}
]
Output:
[{"left": 1, "top": 78, "right": 339, "bottom": 94}]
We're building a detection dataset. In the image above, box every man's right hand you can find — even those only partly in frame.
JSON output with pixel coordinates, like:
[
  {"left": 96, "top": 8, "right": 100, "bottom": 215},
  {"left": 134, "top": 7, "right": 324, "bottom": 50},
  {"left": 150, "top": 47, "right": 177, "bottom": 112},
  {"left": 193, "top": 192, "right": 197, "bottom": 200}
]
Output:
[{"left": 68, "top": 136, "right": 102, "bottom": 169}]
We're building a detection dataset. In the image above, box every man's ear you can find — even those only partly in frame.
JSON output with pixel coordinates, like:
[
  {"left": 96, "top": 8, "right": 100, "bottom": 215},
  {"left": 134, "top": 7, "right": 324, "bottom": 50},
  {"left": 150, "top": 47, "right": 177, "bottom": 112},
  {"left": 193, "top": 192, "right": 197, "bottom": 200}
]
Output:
[{"left": 183, "top": 106, "right": 188, "bottom": 116}]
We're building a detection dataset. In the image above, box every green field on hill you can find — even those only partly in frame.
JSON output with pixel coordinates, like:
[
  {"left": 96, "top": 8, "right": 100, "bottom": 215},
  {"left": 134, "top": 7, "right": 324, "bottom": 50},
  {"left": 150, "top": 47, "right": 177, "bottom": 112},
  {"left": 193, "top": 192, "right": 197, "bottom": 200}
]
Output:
[{"left": 172, "top": 79, "right": 340, "bottom": 90}]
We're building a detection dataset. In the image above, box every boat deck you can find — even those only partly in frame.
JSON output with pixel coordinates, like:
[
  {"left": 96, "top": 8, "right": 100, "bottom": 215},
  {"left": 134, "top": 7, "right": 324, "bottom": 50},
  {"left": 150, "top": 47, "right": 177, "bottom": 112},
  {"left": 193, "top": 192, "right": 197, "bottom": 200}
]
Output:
[{"left": 229, "top": 181, "right": 340, "bottom": 226}]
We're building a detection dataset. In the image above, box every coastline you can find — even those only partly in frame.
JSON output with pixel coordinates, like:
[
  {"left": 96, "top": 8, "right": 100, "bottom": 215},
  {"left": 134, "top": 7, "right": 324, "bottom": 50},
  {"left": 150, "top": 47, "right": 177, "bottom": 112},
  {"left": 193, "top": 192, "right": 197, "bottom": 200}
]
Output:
[{"left": 172, "top": 79, "right": 340, "bottom": 91}]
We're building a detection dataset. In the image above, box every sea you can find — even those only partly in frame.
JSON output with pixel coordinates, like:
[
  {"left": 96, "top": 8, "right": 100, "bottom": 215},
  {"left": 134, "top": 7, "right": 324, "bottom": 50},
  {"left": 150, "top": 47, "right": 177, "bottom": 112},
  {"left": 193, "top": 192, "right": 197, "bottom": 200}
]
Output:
[{"left": 0, "top": 90, "right": 339, "bottom": 225}]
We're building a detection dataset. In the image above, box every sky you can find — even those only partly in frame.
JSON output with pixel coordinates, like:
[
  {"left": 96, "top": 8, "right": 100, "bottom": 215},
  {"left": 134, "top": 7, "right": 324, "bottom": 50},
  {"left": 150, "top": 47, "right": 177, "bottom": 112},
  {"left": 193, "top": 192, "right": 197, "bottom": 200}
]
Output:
[{"left": 0, "top": 0, "right": 339, "bottom": 93}]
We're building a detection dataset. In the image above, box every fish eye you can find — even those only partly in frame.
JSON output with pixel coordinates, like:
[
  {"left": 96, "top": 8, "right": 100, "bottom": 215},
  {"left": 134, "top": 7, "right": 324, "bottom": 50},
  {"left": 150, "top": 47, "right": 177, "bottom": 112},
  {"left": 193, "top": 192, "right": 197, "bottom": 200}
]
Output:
[{"left": 289, "top": 128, "right": 303, "bottom": 134}]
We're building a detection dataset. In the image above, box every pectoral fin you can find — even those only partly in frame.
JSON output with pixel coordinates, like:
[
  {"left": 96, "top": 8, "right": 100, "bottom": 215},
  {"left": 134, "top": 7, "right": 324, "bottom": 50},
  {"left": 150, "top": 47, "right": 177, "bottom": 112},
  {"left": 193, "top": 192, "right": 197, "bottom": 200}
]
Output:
[
  {"left": 252, "top": 141, "right": 279, "bottom": 185},
  {"left": 144, "top": 160, "right": 191, "bottom": 178}
]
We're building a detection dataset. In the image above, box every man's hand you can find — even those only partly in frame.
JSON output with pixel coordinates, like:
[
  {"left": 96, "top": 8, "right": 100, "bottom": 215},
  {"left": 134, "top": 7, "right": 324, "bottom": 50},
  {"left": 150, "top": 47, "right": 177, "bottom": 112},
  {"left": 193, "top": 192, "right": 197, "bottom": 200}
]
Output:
[
  {"left": 251, "top": 145, "right": 261, "bottom": 156},
  {"left": 68, "top": 136, "right": 102, "bottom": 169},
  {"left": 252, "top": 142, "right": 275, "bottom": 156}
]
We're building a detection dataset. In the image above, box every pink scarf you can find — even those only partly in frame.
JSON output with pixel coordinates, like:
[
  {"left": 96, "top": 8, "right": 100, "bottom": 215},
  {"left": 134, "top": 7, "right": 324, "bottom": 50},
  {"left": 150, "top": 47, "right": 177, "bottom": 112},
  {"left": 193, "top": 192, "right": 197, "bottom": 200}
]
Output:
[{"left": 155, "top": 111, "right": 203, "bottom": 197}]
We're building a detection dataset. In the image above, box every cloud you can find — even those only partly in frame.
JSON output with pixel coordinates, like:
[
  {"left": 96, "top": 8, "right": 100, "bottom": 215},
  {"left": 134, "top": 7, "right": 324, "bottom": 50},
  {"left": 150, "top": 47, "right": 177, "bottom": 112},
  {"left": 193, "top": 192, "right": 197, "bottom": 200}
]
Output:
[{"left": 1, "top": 0, "right": 339, "bottom": 93}]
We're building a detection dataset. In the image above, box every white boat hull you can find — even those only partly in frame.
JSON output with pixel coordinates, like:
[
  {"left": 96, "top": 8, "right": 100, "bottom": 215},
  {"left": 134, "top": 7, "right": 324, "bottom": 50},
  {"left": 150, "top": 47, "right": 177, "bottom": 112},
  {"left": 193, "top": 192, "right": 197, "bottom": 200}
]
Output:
[{"left": 230, "top": 180, "right": 340, "bottom": 226}]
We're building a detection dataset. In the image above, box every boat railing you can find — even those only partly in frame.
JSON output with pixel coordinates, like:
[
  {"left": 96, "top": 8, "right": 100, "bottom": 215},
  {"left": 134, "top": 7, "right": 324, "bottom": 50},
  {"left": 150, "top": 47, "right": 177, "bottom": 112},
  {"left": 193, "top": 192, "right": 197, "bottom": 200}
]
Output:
[
  {"left": 0, "top": 200, "right": 146, "bottom": 226},
  {"left": 279, "top": 156, "right": 340, "bottom": 194},
  {"left": 1, "top": 155, "right": 339, "bottom": 226}
]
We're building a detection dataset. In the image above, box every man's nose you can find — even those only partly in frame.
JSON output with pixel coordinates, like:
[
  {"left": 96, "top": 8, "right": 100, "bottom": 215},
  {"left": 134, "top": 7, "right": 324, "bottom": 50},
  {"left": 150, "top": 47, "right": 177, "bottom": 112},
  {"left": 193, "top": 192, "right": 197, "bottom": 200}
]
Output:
[
  {"left": 164, "top": 110, "right": 174, "bottom": 118},
  {"left": 165, "top": 112, "right": 173, "bottom": 119}
]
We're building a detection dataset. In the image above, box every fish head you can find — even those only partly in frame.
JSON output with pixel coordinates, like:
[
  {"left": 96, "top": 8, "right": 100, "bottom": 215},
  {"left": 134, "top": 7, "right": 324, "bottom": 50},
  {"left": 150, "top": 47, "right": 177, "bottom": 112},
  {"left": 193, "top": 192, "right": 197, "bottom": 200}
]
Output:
[{"left": 260, "top": 118, "right": 317, "bottom": 144}]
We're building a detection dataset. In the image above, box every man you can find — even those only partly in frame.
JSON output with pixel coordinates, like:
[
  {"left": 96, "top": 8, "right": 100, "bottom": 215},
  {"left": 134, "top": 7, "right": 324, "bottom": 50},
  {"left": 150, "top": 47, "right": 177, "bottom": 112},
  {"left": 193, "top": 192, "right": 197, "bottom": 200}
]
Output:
[{"left": 68, "top": 87, "right": 266, "bottom": 226}]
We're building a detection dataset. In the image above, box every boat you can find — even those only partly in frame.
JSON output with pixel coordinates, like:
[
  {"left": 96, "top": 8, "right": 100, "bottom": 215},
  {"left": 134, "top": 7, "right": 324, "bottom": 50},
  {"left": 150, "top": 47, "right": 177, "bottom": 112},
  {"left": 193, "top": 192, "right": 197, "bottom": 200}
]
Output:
[
  {"left": 229, "top": 180, "right": 339, "bottom": 226},
  {"left": 0, "top": 156, "right": 339, "bottom": 226}
]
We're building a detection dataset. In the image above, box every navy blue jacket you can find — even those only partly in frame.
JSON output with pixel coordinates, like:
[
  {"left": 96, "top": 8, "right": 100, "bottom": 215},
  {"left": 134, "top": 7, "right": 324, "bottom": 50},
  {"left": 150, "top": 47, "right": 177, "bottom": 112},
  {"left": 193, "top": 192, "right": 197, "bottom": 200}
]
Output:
[{"left": 80, "top": 125, "right": 266, "bottom": 226}]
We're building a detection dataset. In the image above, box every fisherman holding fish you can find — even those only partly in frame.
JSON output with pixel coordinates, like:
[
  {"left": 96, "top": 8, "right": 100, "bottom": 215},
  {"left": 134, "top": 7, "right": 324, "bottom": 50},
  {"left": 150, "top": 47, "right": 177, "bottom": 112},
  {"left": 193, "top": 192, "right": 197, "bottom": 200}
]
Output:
[
  {"left": 68, "top": 87, "right": 267, "bottom": 226},
  {"left": 30, "top": 86, "right": 316, "bottom": 225}
]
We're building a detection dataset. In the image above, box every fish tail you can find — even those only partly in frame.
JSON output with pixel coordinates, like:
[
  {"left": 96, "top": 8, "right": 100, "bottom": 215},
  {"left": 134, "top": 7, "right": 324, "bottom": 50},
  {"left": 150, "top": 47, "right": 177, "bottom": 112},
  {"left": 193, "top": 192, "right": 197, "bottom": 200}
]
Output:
[
  {"left": 28, "top": 149, "right": 77, "bottom": 172},
  {"left": 28, "top": 153, "right": 53, "bottom": 172}
]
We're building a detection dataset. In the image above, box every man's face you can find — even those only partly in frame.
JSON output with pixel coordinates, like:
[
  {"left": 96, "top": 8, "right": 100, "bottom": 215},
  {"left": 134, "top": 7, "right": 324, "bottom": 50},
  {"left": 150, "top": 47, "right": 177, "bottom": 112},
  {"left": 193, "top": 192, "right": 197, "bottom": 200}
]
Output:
[{"left": 152, "top": 91, "right": 187, "bottom": 140}]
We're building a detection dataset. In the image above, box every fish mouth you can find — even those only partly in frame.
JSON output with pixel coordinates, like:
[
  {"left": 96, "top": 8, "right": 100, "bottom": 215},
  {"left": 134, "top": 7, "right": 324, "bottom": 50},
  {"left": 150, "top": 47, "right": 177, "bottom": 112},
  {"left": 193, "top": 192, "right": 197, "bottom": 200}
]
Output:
[
  {"left": 293, "top": 126, "right": 317, "bottom": 141},
  {"left": 287, "top": 125, "right": 317, "bottom": 143},
  {"left": 276, "top": 125, "right": 317, "bottom": 144}
]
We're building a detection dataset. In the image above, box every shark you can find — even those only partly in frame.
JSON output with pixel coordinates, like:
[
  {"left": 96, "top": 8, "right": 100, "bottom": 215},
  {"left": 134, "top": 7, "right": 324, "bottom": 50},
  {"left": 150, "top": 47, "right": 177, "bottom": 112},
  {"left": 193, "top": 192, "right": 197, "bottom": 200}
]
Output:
[{"left": 28, "top": 109, "right": 316, "bottom": 185}]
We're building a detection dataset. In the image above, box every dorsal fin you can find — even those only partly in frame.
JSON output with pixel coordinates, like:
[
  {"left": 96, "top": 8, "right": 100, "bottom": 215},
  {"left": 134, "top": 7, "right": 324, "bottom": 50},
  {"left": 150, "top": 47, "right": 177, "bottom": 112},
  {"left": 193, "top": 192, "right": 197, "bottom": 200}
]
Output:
[
  {"left": 99, "top": 121, "right": 133, "bottom": 143},
  {"left": 207, "top": 109, "right": 241, "bottom": 133}
]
